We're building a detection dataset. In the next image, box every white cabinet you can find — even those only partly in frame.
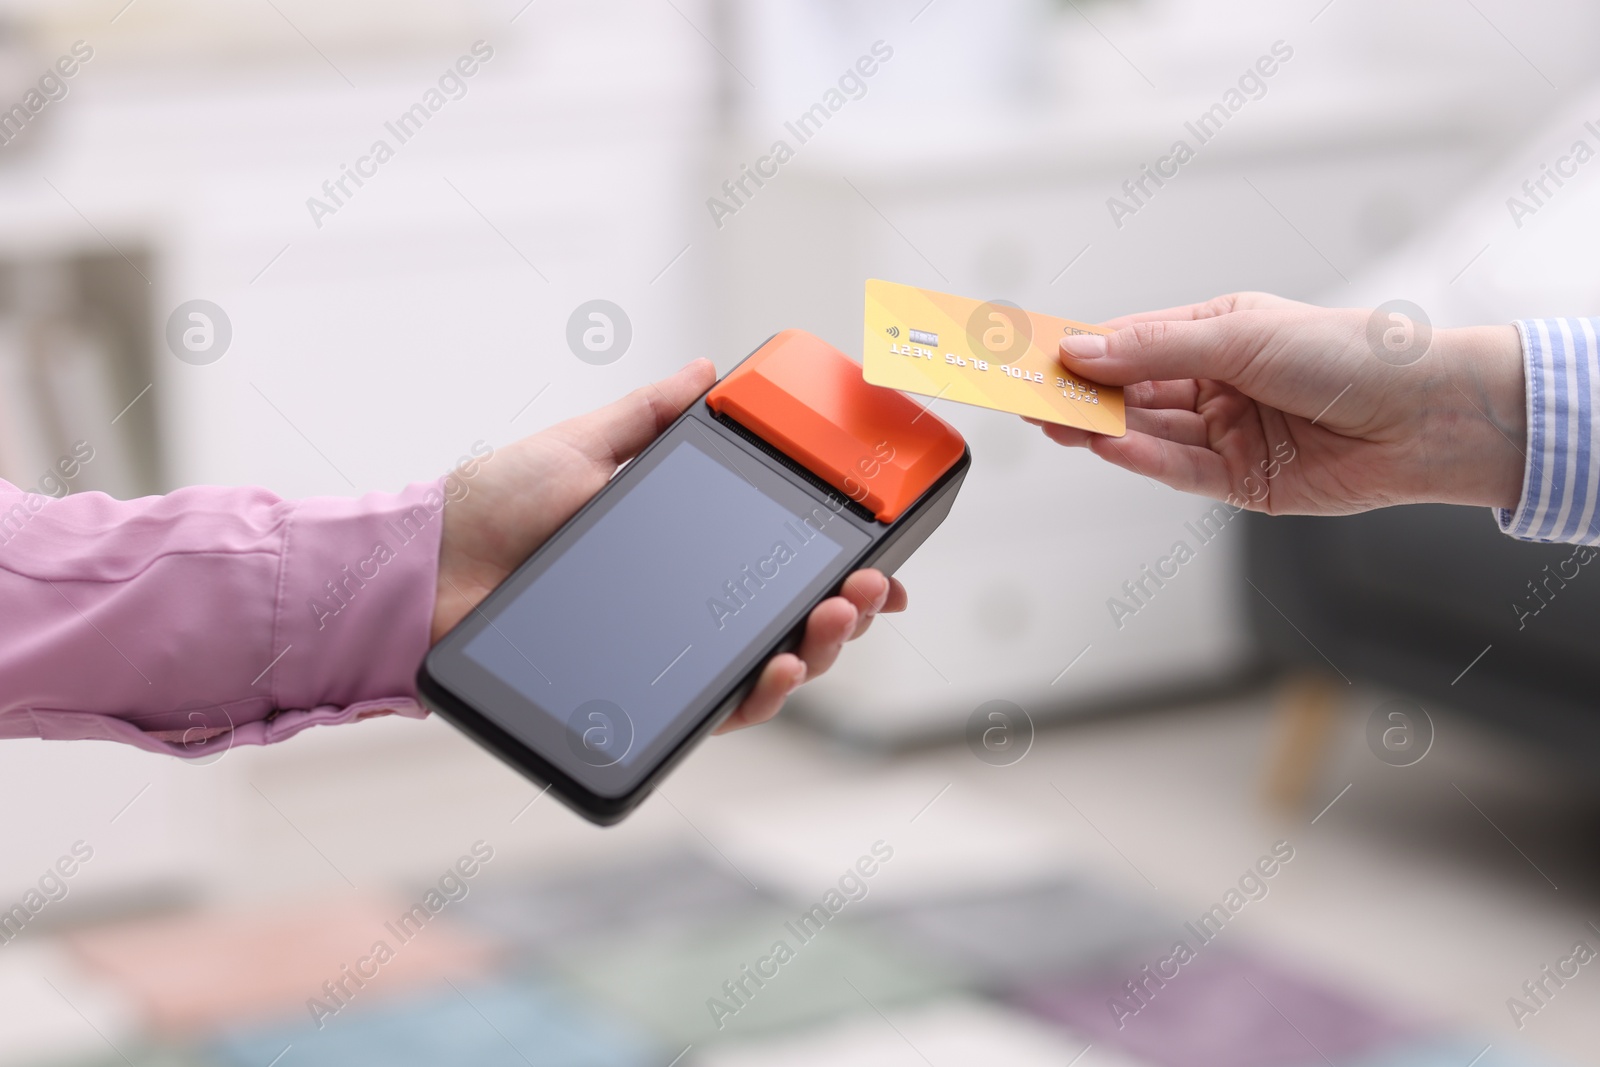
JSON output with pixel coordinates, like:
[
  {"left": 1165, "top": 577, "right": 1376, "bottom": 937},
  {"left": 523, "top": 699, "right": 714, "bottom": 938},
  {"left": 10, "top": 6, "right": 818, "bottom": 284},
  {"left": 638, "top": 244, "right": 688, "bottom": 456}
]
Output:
[{"left": 705, "top": 104, "right": 1502, "bottom": 741}]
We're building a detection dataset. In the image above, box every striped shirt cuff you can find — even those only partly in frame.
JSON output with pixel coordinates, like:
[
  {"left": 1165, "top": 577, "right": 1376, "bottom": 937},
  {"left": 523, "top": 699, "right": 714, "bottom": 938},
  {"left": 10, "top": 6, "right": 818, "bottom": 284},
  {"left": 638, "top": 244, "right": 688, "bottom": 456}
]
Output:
[{"left": 1498, "top": 318, "right": 1600, "bottom": 545}]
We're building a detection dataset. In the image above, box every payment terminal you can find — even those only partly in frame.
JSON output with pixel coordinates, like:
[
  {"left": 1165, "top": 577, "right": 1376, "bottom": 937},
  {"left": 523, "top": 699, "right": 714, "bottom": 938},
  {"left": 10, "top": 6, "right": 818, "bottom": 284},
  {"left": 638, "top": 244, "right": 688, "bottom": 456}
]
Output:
[{"left": 419, "top": 330, "right": 969, "bottom": 825}]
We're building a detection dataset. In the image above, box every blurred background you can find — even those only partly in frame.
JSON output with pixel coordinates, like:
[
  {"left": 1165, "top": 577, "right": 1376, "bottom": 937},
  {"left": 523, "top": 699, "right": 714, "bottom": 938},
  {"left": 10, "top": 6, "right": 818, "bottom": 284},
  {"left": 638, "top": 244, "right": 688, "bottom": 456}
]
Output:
[{"left": 2, "top": 0, "right": 1600, "bottom": 1063}]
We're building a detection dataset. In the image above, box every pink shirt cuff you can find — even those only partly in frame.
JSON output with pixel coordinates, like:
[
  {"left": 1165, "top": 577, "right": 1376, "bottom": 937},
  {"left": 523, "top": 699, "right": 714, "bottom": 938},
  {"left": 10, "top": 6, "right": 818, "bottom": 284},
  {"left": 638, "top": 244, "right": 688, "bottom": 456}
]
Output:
[{"left": 0, "top": 479, "right": 446, "bottom": 757}]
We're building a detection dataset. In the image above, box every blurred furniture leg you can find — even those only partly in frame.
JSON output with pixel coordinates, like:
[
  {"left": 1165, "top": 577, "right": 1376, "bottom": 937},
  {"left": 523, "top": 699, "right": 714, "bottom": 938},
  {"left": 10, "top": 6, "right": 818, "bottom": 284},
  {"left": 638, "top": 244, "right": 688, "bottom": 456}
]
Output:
[{"left": 1263, "top": 671, "right": 1342, "bottom": 813}]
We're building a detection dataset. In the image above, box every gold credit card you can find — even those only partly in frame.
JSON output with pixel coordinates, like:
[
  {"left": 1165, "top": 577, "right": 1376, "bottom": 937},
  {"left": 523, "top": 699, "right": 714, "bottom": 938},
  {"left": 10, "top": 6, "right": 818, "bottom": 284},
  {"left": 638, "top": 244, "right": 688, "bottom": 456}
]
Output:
[{"left": 862, "top": 279, "right": 1126, "bottom": 436}]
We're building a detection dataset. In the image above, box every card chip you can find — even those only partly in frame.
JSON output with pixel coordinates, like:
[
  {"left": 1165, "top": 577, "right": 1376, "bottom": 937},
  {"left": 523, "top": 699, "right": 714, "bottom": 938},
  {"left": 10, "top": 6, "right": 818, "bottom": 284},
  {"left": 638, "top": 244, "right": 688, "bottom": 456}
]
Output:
[{"left": 909, "top": 329, "right": 938, "bottom": 347}]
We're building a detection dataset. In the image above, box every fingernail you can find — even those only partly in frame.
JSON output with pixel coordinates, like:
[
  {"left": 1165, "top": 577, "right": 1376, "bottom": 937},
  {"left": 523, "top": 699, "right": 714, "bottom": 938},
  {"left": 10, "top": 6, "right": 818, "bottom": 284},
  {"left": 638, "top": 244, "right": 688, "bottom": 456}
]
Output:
[
  {"left": 1059, "top": 334, "right": 1107, "bottom": 360},
  {"left": 788, "top": 664, "right": 808, "bottom": 692}
]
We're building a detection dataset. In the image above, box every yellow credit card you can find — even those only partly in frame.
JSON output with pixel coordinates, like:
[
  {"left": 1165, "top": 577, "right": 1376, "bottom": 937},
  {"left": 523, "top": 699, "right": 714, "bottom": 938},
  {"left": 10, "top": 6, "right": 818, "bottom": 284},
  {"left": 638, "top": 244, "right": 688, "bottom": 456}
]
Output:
[{"left": 862, "top": 279, "right": 1126, "bottom": 436}]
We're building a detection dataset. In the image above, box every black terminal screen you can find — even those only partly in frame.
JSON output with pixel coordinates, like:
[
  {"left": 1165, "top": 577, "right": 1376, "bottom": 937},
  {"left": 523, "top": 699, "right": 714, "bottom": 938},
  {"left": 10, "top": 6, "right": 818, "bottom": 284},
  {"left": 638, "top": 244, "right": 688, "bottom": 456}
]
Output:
[{"left": 457, "top": 427, "right": 869, "bottom": 789}]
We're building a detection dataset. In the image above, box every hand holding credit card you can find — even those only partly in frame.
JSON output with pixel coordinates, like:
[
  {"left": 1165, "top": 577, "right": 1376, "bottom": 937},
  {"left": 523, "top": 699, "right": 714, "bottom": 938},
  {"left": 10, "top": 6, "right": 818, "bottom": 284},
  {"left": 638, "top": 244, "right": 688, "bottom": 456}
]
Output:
[{"left": 863, "top": 279, "right": 1126, "bottom": 437}]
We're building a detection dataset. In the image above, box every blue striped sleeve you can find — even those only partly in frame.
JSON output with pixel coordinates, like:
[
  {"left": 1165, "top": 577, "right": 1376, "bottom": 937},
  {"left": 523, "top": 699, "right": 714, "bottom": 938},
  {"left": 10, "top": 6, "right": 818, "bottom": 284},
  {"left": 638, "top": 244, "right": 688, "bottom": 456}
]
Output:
[{"left": 1498, "top": 317, "right": 1600, "bottom": 545}]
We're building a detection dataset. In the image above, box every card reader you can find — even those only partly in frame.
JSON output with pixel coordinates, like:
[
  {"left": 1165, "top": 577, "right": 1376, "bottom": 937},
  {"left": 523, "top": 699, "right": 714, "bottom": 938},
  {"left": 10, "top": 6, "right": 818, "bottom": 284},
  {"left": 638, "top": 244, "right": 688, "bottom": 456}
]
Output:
[{"left": 418, "top": 330, "right": 969, "bottom": 825}]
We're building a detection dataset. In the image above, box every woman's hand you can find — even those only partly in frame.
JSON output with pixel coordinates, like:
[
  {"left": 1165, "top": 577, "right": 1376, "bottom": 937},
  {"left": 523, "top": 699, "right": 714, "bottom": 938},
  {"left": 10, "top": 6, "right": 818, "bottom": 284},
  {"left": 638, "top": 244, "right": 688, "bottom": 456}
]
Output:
[
  {"left": 1041, "top": 292, "right": 1527, "bottom": 515},
  {"left": 431, "top": 360, "right": 906, "bottom": 733}
]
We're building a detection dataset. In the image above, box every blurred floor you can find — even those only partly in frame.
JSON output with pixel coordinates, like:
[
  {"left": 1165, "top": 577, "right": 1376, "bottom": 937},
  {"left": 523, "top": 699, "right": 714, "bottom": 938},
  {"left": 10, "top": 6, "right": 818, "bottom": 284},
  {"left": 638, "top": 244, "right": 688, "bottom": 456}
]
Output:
[{"left": 5, "top": 687, "right": 1596, "bottom": 1065}]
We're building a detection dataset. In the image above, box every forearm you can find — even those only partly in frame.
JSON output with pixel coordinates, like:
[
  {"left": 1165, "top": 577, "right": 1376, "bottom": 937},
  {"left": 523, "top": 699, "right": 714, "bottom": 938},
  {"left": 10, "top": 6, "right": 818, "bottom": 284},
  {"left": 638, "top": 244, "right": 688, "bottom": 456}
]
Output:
[
  {"left": 0, "top": 479, "right": 444, "bottom": 756},
  {"left": 1423, "top": 324, "right": 1526, "bottom": 511}
]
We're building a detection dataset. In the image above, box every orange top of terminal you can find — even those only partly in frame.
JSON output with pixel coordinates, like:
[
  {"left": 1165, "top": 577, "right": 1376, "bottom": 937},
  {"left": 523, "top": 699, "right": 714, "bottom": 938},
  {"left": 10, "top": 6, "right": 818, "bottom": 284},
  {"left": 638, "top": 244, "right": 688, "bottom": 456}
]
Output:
[{"left": 706, "top": 329, "right": 966, "bottom": 523}]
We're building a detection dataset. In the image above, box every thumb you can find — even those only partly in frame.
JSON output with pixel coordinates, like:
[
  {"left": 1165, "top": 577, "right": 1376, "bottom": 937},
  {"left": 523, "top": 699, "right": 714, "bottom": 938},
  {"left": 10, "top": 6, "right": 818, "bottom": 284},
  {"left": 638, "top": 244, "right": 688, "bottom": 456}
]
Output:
[
  {"left": 1059, "top": 317, "right": 1255, "bottom": 386},
  {"left": 554, "top": 359, "right": 717, "bottom": 467}
]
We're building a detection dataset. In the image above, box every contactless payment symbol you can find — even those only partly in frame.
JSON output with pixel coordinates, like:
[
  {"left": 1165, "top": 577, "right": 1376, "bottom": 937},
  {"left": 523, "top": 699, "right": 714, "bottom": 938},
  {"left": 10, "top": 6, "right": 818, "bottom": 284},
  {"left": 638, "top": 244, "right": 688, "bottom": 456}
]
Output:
[{"left": 567, "top": 699, "right": 634, "bottom": 767}]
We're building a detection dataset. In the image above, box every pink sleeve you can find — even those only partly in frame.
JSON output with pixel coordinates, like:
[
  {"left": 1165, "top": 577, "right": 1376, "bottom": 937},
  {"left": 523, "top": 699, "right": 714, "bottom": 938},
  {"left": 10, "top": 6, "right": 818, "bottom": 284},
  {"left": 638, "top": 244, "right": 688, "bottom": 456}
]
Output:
[{"left": 0, "top": 477, "right": 445, "bottom": 757}]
